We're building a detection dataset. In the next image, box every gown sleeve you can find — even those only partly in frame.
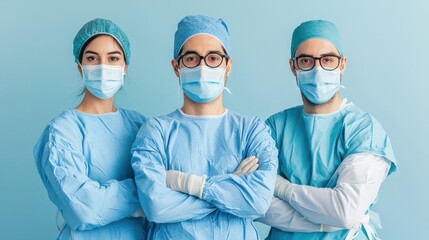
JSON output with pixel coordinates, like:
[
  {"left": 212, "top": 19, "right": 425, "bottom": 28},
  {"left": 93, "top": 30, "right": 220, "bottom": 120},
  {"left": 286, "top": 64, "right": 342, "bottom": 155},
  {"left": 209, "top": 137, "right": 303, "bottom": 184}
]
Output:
[
  {"left": 200, "top": 119, "right": 278, "bottom": 219},
  {"left": 277, "top": 153, "right": 391, "bottom": 228},
  {"left": 131, "top": 118, "right": 216, "bottom": 223},
  {"left": 33, "top": 123, "right": 141, "bottom": 231},
  {"left": 256, "top": 197, "right": 327, "bottom": 232}
]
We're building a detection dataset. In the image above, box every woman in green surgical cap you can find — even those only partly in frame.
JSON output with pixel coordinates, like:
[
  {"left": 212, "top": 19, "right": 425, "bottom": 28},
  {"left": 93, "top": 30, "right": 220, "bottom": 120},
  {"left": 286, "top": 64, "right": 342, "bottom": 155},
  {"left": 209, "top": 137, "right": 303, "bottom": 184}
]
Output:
[{"left": 33, "top": 18, "right": 147, "bottom": 240}]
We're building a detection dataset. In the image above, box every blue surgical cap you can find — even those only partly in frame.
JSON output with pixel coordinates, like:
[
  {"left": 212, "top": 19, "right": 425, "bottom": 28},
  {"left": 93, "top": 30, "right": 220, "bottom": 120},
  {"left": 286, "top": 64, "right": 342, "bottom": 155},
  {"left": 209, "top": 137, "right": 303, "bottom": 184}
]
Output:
[
  {"left": 291, "top": 20, "right": 343, "bottom": 58},
  {"left": 173, "top": 15, "right": 231, "bottom": 59},
  {"left": 73, "top": 18, "right": 130, "bottom": 64}
]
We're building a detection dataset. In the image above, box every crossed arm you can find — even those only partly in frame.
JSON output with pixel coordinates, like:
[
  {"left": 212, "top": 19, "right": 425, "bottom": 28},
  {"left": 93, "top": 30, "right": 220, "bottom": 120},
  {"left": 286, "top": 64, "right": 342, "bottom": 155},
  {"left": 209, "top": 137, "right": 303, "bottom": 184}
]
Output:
[
  {"left": 132, "top": 119, "right": 278, "bottom": 223},
  {"left": 37, "top": 142, "right": 141, "bottom": 231},
  {"left": 257, "top": 153, "right": 391, "bottom": 232}
]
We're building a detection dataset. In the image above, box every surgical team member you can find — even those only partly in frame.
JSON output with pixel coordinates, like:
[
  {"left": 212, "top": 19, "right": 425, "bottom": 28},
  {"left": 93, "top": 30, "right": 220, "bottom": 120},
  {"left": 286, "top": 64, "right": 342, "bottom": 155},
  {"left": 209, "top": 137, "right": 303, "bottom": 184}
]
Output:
[
  {"left": 257, "top": 20, "right": 397, "bottom": 239},
  {"left": 131, "top": 15, "right": 278, "bottom": 239},
  {"left": 33, "top": 18, "right": 146, "bottom": 239}
]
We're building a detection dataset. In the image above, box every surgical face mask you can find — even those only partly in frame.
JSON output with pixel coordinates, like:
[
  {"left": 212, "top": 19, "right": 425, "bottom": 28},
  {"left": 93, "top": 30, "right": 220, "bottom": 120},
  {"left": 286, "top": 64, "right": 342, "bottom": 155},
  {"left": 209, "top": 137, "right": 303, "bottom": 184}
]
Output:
[
  {"left": 296, "top": 66, "right": 342, "bottom": 105},
  {"left": 81, "top": 64, "right": 125, "bottom": 99},
  {"left": 179, "top": 66, "right": 229, "bottom": 103}
]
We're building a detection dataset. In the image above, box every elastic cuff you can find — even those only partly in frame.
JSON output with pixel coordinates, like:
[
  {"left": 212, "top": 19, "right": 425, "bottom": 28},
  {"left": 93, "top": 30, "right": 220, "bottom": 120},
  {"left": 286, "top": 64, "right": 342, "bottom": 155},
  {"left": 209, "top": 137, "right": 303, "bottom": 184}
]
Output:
[
  {"left": 197, "top": 175, "right": 207, "bottom": 199},
  {"left": 187, "top": 174, "right": 206, "bottom": 198}
]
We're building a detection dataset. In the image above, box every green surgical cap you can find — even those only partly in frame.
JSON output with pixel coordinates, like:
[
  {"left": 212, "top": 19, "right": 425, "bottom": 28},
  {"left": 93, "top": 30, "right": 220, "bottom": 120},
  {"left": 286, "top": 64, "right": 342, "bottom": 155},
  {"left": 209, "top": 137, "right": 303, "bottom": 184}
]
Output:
[
  {"left": 291, "top": 20, "right": 342, "bottom": 58},
  {"left": 73, "top": 18, "right": 130, "bottom": 64}
]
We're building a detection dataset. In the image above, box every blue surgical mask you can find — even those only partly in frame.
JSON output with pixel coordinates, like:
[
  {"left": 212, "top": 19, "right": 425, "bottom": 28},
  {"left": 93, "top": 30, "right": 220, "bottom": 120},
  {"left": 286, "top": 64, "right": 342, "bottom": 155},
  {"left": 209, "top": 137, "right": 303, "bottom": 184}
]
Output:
[
  {"left": 296, "top": 66, "right": 342, "bottom": 104},
  {"left": 81, "top": 64, "right": 125, "bottom": 99},
  {"left": 179, "top": 66, "right": 229, "bottom": 103}
]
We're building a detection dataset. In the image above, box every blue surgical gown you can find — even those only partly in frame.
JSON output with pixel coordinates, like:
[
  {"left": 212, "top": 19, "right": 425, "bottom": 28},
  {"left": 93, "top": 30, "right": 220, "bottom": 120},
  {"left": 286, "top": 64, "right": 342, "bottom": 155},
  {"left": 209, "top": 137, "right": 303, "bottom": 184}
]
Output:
[
  {"left": 33, "top": 108, "right": 147, "bottom": 240},
  {"left": 131, "top": 109, "right": 278, "bottom": 240},
  {"left": 265, "top": 103, "right": 397, "bottom": 240}
]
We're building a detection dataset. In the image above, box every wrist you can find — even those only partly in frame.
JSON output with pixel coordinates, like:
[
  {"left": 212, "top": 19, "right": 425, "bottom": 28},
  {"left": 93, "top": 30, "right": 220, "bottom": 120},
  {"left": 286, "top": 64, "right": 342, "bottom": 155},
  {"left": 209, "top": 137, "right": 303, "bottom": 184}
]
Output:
[
  {"left": 185, "top": 174, "right": 206, "bottom": 198},
  {"left": 166, "top": 170, "right": 206, "bottom": 198},
  {"left": 274, "top": 175, "right": 296, "bottom": 203}
]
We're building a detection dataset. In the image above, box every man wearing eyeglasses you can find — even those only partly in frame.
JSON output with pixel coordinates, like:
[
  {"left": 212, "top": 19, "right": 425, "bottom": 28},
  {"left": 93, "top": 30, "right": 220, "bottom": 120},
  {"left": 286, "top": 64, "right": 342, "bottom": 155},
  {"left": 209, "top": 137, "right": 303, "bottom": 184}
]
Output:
[
  {"left": 257, "top": 20, "right": 397, "bottom": 239},
  {"left": 131, "top": 15, "right": 278, "bottom": 239}
]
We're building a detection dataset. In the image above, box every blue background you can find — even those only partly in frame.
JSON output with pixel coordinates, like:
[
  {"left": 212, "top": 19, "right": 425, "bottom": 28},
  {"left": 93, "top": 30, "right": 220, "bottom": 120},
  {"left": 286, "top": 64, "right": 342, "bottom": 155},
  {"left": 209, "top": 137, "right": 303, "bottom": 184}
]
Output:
[{"left": 1, "top": 0, "right": 427, "bottom": 239}]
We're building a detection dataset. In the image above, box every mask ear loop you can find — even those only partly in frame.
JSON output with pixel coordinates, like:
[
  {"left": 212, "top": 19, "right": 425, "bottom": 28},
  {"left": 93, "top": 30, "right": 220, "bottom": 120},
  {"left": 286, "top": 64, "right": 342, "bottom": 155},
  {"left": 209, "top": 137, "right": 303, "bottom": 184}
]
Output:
[
  {"left": 222, "top": 68, "right": 232, "bottom": 95},
  {"left": 177, "top": 73, "right": 183, "bottom": 104},
  {"left": 339, "top": 71, "right": 345, "bottom": 89},
  {"left": 78, "top": 63, "right": 86, "bottom": 86},
  {"left": 223, "top": 86, "right": 232, "bottom": 95},
  {"left": 121, "top": 64, "right": 126, "bottom": 86},
  {"left": 338, "top": 58, "right": 346, "bottom": 89}
]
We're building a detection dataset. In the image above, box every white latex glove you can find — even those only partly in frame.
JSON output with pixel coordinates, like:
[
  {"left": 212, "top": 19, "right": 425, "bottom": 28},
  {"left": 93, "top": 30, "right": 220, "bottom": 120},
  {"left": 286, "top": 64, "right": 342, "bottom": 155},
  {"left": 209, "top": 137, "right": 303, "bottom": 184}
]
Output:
[
  {"left": 274, "top": 175, "right": 296, "bottom": 203},
  {"left": 233, "top": 156, "right": 259, "bottom": 175},
  {"left": 131, "top": 207, "right": 145, "bottom": 218},
  {"left": 166, "top": 170, "right": 206, "bottom": 198}
]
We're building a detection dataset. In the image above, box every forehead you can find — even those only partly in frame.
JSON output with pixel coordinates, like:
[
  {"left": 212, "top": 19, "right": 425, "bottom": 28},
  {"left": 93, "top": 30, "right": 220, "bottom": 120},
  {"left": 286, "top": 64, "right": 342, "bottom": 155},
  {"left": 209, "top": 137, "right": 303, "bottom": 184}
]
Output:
[
  {"left": 294, "top": 38, "right": 339, "bottom": 57},
  {"left": 181, "top": 34, "right": 224, "bottom": 54},
  {"left": 84, "top": 35, "right": 122, "bottom": 52}
]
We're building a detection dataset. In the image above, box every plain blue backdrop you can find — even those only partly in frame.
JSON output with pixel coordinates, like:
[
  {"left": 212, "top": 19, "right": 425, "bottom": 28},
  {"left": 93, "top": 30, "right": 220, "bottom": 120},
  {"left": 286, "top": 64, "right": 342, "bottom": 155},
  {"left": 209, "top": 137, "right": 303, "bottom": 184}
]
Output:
[{"left": 1, "top": 0, "right": 428, "bottom": 239}]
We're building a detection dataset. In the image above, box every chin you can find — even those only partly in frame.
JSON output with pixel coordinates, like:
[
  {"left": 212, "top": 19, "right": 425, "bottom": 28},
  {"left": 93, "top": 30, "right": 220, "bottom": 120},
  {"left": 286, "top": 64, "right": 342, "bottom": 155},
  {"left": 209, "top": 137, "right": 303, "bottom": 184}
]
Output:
[{"left": 303, "top": 94, "right": 337, "bottom": 107}]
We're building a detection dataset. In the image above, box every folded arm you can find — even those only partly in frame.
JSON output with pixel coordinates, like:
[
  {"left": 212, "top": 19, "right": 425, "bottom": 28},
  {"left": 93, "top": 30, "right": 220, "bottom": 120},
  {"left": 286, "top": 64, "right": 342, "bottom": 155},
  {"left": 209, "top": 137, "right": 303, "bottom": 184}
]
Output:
[
  {"left": 131, "top": 124, "right": 216, "bottom": 224},
  {"left": 257, "top": 197, "right": 343, "bottom": 232},
  {"left": 275, "top": 153, "right": 391, "bottom": 228},
  {"left": 38, "top": 144, "right": 140, "bottom": 231},
  {"left": 166, "top": 120, "right": 278, "bottom": 219}
]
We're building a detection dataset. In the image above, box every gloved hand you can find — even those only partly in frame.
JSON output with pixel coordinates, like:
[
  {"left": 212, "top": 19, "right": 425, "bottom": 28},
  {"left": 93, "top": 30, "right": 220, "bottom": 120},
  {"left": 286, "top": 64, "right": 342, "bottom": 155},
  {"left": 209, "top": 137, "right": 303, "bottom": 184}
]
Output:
[
  {"left": 274, "top": 175, "right": 296, "bottom": 203},
  {"left": 131, "top": 207, "right": 145, "bottom": 218},
  {"left": 233, "top": 156, "right": 259, "bottom": 175},
  {"left": 166, "top": 170, "right": 206, "bottom": 198}
]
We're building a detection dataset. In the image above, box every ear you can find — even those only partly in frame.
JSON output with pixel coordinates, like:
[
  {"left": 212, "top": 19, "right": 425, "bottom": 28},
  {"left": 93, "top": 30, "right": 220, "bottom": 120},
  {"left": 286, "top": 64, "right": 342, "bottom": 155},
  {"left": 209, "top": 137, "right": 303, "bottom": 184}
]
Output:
[
  {"left": 77, "top": 64, "right": 83, "bottom": 76},
  {"left": 340, "top": 56, "right": 347, "bottom": 75},
  {"left": 124, "top": 64, "right": 128, "bottom": 75},
  {"left": 171, "top": 59, "right": 180, "bottom": 78},
  {"left": 289, "top": 59, "right": 297, "bottom": 77},
  {"left": 225, "top": 59, "right": 233, "bottom": 77}
]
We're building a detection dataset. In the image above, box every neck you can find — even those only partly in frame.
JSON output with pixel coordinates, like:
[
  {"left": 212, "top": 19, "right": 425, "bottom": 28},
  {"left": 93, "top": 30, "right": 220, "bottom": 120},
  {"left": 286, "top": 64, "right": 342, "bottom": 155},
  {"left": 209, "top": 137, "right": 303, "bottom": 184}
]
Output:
[
  {"left": 181, "top": 95, "right": 225, "bottom": 116},
  {"left": 303, "top": 93, "right": 343, "bottom": 114},
  {"left": 75, "top": 90, "right": 116, "bottom": 114}
]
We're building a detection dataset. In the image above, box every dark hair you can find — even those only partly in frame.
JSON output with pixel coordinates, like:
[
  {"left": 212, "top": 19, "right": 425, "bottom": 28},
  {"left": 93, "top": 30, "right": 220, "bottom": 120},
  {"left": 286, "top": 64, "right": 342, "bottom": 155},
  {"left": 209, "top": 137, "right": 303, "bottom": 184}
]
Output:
[{"left": 78, "top": 34, "right": 127, "bottom": 64}]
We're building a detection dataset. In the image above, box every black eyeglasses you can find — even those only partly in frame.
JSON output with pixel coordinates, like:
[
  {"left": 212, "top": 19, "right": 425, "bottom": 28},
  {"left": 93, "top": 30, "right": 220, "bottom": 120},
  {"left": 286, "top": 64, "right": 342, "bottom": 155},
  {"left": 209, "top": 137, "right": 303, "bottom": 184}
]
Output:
[
  {"left": 178, "top": 51, "right": 229, "bottom": 68},
  {"left": 293, "top": 55, "right": 342, "bottom": 71}
]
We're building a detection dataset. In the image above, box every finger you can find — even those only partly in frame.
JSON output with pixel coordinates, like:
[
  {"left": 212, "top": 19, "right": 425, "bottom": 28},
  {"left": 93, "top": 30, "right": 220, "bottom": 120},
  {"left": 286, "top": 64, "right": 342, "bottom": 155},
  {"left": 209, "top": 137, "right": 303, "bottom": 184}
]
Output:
[
  {"left": 235, "top": 156, "right": 256, "bottom": 172},
  {"left": 240, "top": 157, "right": 259, "bottom": 174},
  {"left": 241, "top": 156, "right": 256, "bottom": 166},
  {"left": 246, "top": 163, "right": 259, "bottom": 174}
]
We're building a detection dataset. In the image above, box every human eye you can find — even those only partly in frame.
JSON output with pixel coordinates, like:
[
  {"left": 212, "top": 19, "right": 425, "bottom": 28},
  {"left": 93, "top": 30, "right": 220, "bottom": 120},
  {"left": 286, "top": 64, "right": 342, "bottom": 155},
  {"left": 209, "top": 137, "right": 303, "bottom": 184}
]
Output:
[
  {"left": 299, "top": 57, "right": 314, "bottom": 65},
  {"left": 208, "top": 53, "right": 222, "bottom": 61},
  {"left": 110, "top": 56, "right": 120, "bottom": 62},
  {"left": 322, "top": 56, "right": 335, "bottom": 63},
  {"left": 86, "top": 55, "right": 97, "bottom": 62},
  {"left": 184, "top": 54, "right": 197, "bottom": 63}
]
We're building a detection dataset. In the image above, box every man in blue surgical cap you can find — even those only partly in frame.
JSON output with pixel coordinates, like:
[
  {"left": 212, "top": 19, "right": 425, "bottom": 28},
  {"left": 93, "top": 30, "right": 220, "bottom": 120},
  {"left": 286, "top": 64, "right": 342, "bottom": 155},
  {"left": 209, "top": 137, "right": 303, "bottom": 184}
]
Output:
[
  {"left": 131, "top": 15, "right": 278, "bottom": 239},
  {"left": 257, "top": 20, "right": 397, "bottom": 239}
]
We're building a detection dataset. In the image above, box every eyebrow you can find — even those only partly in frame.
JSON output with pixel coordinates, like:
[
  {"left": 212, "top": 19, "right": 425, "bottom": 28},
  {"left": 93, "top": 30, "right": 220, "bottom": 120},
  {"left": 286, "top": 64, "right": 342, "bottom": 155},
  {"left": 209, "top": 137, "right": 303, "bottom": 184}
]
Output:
[
  {"left": 181, "top": 50, "right": 225, "bottom": 56},
  {"left": 107, "top": 51, "right": 123, "bottom": 55},
  {"left": 84, "top": 50, "right": 99, "bottom": 55},
  {"left": 320, "top": 52, "right": 339, "bottom": 57},
  {"left": 295, "top": 52, "right": 339, "bottom": 58},
  {"left": 84, "top": 50, "right": 123, "bottom": 55}
]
